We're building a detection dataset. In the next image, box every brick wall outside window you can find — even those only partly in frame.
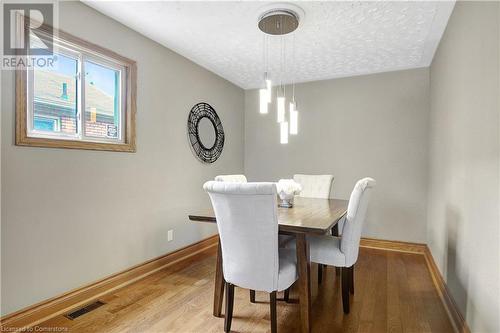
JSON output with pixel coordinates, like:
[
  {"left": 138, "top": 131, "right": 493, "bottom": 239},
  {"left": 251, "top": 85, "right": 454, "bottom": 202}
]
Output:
[
  {"left": 85, "top": 122, "right": 109, "bottom": 138},
  {"left": 61, "top": 116, "right": 76, "bottom": 134}
]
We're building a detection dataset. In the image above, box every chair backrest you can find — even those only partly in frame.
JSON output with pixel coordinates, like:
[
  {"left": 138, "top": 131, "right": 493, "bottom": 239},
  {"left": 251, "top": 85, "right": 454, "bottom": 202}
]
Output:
[
  {"left": 203, "top": 181, "right": 279, "bottom": 292},
  {"left": 293, "top": 174, "right": 334, "bottom": 199},
  {"left": 340, "top": 178, "right": 376, "bottom": 267},
  {"left": 215, "top": 174, "right": 248, "bottom": 183}
]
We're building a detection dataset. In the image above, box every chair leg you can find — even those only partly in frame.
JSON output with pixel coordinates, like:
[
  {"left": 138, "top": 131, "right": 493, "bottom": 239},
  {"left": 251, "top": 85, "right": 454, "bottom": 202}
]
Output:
[
  {"left": 284, "top": 288, "right": 290, "bottom": 303},
  {"left": 341, "top": 267, "right": 350, "bottom": 314},
  {"left": 318, "top": 264, "right": 323, "bottom": 284},
  {"left": 349, "top": 266, "right": 354, "bottom": 295},
  {"left": 250, "top": 289, "right": 256, "bottom": 303},
  {"left": 224, "top": 282, "right": 234, "bottom": 332},
  {"left": 270, "top": 291, "right": 277, "bottom": 333}
]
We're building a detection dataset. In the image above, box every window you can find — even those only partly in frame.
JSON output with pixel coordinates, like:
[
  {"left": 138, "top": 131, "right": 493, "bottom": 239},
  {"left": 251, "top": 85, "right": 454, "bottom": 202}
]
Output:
[{"left": 16, "top": 20, "right": 136, "bottom": 152}]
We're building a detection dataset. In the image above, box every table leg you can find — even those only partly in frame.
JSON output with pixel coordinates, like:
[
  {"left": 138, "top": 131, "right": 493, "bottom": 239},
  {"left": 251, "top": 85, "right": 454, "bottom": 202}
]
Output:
[
  {"left": 332, "top": 223, "right": 339, "bottom": 236},
  {"left": 213, "top": 238, "right": 224, "bottom": 317},
  {"left": 296, "top": 233, "right": 311, "bottom": 333}
]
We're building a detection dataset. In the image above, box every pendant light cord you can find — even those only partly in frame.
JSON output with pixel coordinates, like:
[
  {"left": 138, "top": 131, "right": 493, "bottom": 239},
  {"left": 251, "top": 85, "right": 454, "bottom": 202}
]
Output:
[
  {"left": 263, "top": 22, "right": 269, "bottom": 83},
  {"left": 280, "top": 16, "right": 283, "bottom": 98},
  {"left": 292, "top": 33, "right": 295, "bottom": 103}
]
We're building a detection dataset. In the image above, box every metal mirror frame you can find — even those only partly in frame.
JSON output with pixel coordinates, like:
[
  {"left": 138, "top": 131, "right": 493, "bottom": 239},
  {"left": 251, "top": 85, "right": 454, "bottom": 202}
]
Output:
[{"left": 187, "top": 102, "right": 224, "bottom": 163}]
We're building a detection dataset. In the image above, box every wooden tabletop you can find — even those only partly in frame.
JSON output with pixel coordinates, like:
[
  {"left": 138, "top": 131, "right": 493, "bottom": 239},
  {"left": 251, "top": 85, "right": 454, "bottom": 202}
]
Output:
[{"left": 189, "top": 197, "right": 349, "bottom": 234}]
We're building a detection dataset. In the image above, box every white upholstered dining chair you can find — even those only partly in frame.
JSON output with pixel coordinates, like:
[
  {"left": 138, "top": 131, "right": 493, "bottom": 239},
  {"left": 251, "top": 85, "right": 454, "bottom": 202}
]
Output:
[
  {"left": 215, "top": 174, "right": 268, "bottom": 303},
  {"left": 204, "top": 181, "right": 298, "bottom": 333},
  {"left": 308, "top": 177, "right": 376, "bottom": 314},
  {"left": 293, "top": 174, "right": 334, "bottom": 199},
  {"left": 291, "top": 174, "right": 335, "bottom": 278},
  {"left": 215, "top": 174, "right": 248, "bottom": 183}
]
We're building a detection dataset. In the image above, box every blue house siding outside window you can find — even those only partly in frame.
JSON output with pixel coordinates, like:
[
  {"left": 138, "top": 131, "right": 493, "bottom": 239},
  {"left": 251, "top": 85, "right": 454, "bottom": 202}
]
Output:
[{"left": 34, "top": 116, "right": 60, "bottom": 132}]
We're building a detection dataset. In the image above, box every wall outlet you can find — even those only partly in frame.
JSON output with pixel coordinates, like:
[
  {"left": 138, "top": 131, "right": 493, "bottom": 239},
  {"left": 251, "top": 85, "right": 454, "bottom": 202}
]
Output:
[{"left": 167, "top": 229, "right": 174, "bottom": 242}]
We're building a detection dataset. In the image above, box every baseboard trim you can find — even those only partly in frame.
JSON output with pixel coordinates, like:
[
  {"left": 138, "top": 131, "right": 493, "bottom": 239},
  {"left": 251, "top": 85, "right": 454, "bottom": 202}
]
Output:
[
  {"left": 422, "top": 246, "right": 470, "bottom": 333},
  {"left": 361, "top": 237, "right": 470, "bottom": 333},
  {"left": 0, "top": 235, "right": 218, "bottom": 330},
  {"left": 360, "top": 237, "right": 427, "bottom": 254}
]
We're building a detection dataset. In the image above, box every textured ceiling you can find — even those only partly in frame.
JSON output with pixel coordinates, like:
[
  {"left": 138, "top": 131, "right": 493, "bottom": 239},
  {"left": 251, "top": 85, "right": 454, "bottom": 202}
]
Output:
[{"left": 84, "top": 1, "right": 455, "bottom": 89}]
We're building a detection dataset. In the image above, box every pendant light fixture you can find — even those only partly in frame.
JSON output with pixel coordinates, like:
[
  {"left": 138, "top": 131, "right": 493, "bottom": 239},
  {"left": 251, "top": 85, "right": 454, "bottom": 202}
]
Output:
[
  {"left": 259, "top": 33, "right": 271, "bottom": 114},
  {"left": 266, "top": 76, "right": 272, "bottom": 102},
  {"left": 258, "top": 6, "right": 301, "bottom": 144},
  {"left": 280, "top": 121, "right": 289, "bottom": 144},
  {"left": 277, "top": 93, "right": 285, "bottom": 123},
  {"left": 279, "top": 32, "right": 289, "bottom": 144},
  {"left": 259, "top": 88, "right": 268, "bottom": 114},
  {"left": 289, "top": 33, "right": 298, "bottom": 135},
  {"left": 290, "top": 102, "right": 298, "bottom": 135}
]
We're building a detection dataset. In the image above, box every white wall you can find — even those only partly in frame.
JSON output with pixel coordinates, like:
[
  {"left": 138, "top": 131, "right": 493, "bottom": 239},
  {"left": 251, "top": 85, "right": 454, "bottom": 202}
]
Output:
[
  {"left": 428, "top": 2, "right": 500, "bottom": 332},
  {"left": 0, "top": 2, "right": 244, "bottom": 315},
  {"left": 245, "top": 68, "right": 430, "bottom": 243}
]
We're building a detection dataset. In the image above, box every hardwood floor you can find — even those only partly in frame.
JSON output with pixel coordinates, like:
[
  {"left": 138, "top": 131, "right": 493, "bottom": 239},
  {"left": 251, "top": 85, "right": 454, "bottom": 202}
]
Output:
[{"left": 38, "top": 247, "right": 454, "bottom": 333}]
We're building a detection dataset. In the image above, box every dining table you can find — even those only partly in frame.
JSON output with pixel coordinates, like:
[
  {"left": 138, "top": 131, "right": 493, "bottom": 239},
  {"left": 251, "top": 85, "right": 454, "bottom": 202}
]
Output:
[{"left": 188, "top": 196, "right": 349, "bottom": 333}]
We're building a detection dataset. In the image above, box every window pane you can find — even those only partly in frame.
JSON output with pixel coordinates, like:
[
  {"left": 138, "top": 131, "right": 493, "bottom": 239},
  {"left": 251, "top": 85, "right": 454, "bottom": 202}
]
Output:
[
  {"left": 34, "top": 116, "right": 60, "bottom": 131},
  {"left": 84, "top": 61, "right": 121, "bottom": 140},
  {"left": 33, "top": 53, "right": 78, "bottom": 135}
]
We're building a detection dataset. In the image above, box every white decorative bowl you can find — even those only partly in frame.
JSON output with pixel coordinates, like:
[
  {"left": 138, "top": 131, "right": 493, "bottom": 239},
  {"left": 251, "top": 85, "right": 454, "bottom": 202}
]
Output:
[
  {"left": 278, "top": 191, "right": 295, "bottom": 208},
  {"left": 276, "top": 179, "right": 302, "bottom": 208}
]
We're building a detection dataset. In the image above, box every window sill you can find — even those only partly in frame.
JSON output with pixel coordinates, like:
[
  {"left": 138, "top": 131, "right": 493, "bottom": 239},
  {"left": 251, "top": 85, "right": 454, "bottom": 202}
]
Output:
[{"left": 15, "top": 135, "right": 136, "bottom": 152}]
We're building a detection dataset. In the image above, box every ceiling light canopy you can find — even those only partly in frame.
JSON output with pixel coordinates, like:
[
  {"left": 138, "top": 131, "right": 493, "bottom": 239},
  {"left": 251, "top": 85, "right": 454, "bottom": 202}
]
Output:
[{"left": 258, "top": 9, "right": 299, "bottom": 35}]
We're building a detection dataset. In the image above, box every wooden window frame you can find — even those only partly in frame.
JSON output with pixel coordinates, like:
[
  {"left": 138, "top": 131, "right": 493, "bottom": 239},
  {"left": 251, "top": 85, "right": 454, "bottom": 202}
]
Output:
[{"left": 16, "top": 19, "right": 137, "bottom": 152}]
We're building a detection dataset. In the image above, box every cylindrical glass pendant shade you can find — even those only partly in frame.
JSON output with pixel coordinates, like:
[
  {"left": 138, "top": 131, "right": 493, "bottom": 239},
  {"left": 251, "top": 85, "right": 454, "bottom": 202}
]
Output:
[
  {"left": 280, "top": 121, "right": 289, "bottom": 144},
  {"left": 290, "top": 108, "right": 298, "bottom": 135},
  {"left": 259, "top": 89, "right": 268, "bottom": 114},
  {"left": 277, "top": 97, "right": 285, "bottom": 123},
  {"left": 266, "top": 79, "right": 272, "bottom": 103}
]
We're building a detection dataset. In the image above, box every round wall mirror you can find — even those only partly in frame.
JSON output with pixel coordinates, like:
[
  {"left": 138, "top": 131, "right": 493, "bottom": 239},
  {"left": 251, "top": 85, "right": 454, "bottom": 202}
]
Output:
[
  {"left": 187, "top": 103, "right": 224, "bottom": 163},
  {"left": 197, "top": 117, "right": 216, "bottom": 149}
]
